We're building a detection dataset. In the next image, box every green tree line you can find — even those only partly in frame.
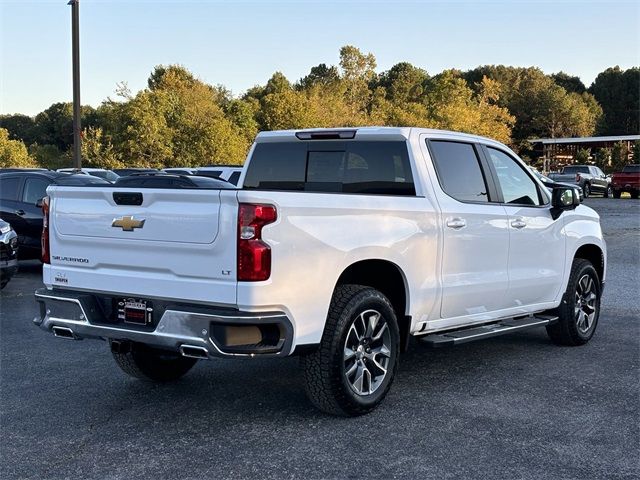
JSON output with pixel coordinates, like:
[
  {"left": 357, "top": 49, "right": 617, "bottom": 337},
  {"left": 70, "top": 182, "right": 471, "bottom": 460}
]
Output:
[{"left": 1, "top": 46, "right": 638, "bottom": 169}]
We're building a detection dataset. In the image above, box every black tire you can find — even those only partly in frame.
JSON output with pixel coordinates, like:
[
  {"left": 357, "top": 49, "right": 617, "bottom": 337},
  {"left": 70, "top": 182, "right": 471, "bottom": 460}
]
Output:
[
  {"left": 111, "top": 341, "right": 198, "bottom": 382},
  {"left": 546, "top": 259, "right": 601, "bottom": 346},
  {"left": 604, "top": 186, "right": 613, "bottom": 198},
  {"left": 631, "top": 191, "right": 639, "bottom": 200},
  {"left": 583, "top": 183, "right": 590, "bottom": 198},
  {"left": 613, "top": 190, "right": 621, "bottom": 199},
  {"left": 301, "top": 285, "right": 400, "bottom": 416}
]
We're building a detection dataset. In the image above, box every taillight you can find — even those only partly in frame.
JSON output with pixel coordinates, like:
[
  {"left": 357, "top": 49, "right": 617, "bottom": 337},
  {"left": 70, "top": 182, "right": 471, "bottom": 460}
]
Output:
[
  {"left": 41, "top": 196, "right": 50, "bottom": 264},
  {"left": 237, "top": 203, "right": 277, "bottom": 281}
]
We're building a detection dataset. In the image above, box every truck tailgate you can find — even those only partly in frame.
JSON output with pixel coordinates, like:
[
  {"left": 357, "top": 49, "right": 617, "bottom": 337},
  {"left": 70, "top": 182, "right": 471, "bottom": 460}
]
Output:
[{"left": 44, "top": 186, "right": 238, "bottom": 306}]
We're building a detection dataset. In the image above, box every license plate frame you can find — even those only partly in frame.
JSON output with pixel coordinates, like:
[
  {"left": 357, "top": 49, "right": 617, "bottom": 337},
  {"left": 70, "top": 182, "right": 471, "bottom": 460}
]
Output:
[{"left": 116, "top": 297, "right": 153, "bottom": 326}]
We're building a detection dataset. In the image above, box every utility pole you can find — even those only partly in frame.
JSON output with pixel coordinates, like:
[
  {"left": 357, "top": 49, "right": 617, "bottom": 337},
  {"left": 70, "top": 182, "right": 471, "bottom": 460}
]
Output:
[{"left": 69, "top": 0, "right": 81, "bottom": 168}]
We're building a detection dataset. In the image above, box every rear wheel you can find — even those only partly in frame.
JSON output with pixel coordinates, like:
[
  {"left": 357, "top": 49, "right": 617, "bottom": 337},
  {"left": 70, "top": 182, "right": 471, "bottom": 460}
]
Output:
[
  {"left": 111, "top": 342, "right": 197, "bottom": 382},
  {"left": 546, "top": 259, "right": 601, "bottom": 346},
  {"left": 632, "top": 191, "right": 639, "bottom": 199},
  {"left": 301, "top": 285, "right": 400, "bottom": 416},
  {"left": 613, "top": 190, "right": 621, "bottom": 199}
]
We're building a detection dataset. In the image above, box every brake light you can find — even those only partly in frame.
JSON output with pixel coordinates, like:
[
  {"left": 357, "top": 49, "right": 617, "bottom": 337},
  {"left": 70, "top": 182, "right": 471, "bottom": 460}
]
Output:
[
  {"left": 237, "top": 203, "right": 277, "bottom": 281},
  {"left": 41, "top": 196, "right": 50, "bottom": 264}
]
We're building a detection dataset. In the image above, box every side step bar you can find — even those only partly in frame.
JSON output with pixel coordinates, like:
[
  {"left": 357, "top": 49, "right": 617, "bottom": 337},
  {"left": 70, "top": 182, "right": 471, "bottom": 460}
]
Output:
[{"left": 417, "top": 314, "right": 559, "bottom": 347}]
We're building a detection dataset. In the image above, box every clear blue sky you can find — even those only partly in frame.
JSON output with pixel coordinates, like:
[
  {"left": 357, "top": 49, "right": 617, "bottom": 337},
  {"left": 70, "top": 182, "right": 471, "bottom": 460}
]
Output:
[{"left": 1, "top": 0, "right": 639, "bottom": 116}]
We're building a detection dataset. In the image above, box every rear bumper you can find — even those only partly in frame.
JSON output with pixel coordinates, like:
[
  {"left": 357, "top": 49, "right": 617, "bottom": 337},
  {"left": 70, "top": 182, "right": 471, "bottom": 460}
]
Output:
[{"left": 34, "top": 288, "right": 294, "bottom": 358}]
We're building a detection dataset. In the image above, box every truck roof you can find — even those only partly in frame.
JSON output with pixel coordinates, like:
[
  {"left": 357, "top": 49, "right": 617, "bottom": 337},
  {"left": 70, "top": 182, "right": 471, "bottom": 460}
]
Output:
[{"left": 256, "top": 127, "right": 506, "bottom": 148}]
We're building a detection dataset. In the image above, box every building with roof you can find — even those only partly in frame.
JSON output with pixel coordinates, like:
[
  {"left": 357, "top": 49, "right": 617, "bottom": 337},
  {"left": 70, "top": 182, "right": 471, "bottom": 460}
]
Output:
[{"left": 529, "top": 135, "right": 640, "bottom": 171}]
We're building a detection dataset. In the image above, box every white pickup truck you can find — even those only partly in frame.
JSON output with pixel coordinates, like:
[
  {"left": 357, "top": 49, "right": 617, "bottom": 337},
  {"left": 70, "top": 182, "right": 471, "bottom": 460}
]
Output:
[{"left": 34, "top": 127, "right": 606, "bottom": 416}]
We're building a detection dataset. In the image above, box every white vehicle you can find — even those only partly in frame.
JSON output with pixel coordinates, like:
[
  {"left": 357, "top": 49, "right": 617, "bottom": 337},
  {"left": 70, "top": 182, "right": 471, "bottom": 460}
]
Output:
[
  {"left": 57, "top": 168, "right": 119, "bottom": 183},
  {"left": 195, "top": 166, "right": 243, "bottom": 185},
  {"left": 35, "top": 128, "right": 606, "bottom": 416}
]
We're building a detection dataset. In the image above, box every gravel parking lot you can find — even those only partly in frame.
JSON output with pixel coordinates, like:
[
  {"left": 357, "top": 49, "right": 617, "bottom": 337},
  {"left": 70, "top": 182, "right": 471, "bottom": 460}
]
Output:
[{"left": 1, "top": 198, "right": 638, "bottom": 480}]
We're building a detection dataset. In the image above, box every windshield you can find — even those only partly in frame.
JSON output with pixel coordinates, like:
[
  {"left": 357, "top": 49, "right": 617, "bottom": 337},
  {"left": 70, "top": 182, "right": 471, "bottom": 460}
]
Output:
[{"left": 622, "top": 165, "right": 640, "bottom": 173}]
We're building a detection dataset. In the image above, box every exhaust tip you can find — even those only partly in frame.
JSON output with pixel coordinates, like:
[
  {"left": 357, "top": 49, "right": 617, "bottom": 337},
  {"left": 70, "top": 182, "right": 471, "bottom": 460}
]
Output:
[
  {"left": 52, "top": 326, "right": 76, "bottom": 340},
  {"left": 179, "top": 344, "right": 209, "bottom": 360}
]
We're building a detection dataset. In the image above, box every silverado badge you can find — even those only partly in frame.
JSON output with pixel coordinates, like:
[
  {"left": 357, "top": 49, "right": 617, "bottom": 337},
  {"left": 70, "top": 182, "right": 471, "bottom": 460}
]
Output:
[{"left": 112, "top": 216, "right": 145, "bottom": 231}]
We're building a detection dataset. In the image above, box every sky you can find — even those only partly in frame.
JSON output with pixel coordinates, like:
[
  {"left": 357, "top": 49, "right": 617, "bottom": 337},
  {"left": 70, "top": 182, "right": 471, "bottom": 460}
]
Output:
[{"left": 1, "top": 0, "right": 639, "bottom": 116}]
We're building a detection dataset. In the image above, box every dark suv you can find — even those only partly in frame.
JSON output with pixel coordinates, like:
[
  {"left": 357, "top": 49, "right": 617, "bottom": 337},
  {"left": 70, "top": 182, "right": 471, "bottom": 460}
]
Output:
[{"left": 0, "top": 171, "right": 109, "bottom": 259}]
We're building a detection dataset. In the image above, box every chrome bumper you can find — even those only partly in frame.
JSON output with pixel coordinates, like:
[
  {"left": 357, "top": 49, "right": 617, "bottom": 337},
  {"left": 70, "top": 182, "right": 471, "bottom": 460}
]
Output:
[{"left": 34, "top": 288, "right": 293, "bottom": 358}]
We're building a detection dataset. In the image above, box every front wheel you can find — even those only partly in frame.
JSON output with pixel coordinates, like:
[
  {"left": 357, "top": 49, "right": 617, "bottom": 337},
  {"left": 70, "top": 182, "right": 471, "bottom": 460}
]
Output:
[
  {"left": 546, "top": 259, "right": 601, "bottom": 346},
  {"left": 301, "top": 285, "right": 400, "bottom": 416},
  {"left": 111, "top": 342, "right": 198, "bottom": 382},
  {"left": 583, "top": 183, "right": 591, "bottom": 198},
  {"left": 605, "top": 186, "right": 613, "bottom": 198}
]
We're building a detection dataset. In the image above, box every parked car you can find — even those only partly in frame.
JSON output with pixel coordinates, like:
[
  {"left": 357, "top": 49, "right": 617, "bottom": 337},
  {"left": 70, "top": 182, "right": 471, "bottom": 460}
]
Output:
[
  {"left": 57, "top": 168, "right": 119, "bottom": 183},
  {"left": 162, "top": 168, "right": 197, "bottom": 175},
  {"left": 34, "top": 127, "right": 605, "bottom": 416},
  {"left": 529, "top": 167, "right": 584, "bottom": 200},
  {"left": 0, "top": 219, "right": 18, "bottom": 289},
  {"left": 0, "top": 168, "right": 48, "bottom": 174},
  {"left": 112, "top": 168, "right": 159, "bottom": 176},
  {"left": 548, "top": 165, "right": 611, "bottom": 198},
  {"left": 0, "top": 171, "right": 109, "bottom": 259},
  {"left": 195, "top": 166, "right": 243, "bottom": 185},
  {"left": 611, "top": 164, "right": 640, "bottom": 199}
]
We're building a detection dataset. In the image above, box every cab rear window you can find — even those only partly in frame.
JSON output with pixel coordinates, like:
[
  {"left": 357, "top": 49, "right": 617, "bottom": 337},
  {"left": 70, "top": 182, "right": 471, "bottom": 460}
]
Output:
[{"left": 243, "top": 141, "right": 415, "bottom": 196}]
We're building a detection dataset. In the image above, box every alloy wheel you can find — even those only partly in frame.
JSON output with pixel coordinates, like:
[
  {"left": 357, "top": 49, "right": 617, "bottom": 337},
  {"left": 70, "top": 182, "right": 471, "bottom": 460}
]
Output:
[
  {"left": 343, "top": 309, "right": 392, "bottom": 396},
  {"left": 574, "top": 274, "right": 597, "bottom": 334}
]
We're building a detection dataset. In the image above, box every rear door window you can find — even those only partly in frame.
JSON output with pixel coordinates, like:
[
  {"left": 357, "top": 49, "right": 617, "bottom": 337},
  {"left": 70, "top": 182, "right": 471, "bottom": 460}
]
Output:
[
  {"left": 428, "top": 141, "right": 489, "bottom": 203},
  {"left": 0, "top": 177, "right": 21, "bottom": 201},
  {"left": 22, "top": 177, "right": 51, "bottom": 204}
]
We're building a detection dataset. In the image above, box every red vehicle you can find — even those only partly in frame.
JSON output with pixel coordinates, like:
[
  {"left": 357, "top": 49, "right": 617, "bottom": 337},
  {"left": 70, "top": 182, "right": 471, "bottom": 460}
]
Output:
[{"left": 611, "top": 164, "right": 640, "bottom": 199}]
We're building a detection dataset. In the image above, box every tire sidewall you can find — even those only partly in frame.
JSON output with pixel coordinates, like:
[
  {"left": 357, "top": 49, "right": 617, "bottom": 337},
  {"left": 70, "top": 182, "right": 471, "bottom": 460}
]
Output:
[
  {"left": 566, "top": 263, "right": 601, "bottom": 342},
  {"left": 583, "top": 184, "right": 590, "bottom": 197},
  {"left": 332, "top": 291, "right": 400, "bottom": 410}
]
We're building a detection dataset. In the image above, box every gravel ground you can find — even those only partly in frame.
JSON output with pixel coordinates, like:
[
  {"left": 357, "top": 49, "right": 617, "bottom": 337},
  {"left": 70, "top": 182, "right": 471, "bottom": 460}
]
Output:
[{"left": 1, "top": 198, "right": 638, "bottom": 479}]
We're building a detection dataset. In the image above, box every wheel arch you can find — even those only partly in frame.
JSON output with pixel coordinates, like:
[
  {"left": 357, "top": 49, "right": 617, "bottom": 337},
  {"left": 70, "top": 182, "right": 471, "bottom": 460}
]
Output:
[
  {"left": 574, "top": 243, "right": 605, "bottom": 284},
  {"left": 334, "top": 259, "right": 411, "bottom": 352}
]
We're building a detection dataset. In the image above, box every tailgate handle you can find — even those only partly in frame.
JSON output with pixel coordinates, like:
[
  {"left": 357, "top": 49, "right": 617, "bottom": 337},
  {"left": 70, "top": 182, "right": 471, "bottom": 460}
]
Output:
[{"left": 113, "top": 192, "right": 143, "bottom": 206}]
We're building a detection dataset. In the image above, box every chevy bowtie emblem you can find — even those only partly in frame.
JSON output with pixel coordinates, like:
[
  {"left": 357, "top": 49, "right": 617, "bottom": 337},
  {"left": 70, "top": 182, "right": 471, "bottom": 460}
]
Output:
[{"left": 112, "top": 216, "right": 145, "bottom": 231}]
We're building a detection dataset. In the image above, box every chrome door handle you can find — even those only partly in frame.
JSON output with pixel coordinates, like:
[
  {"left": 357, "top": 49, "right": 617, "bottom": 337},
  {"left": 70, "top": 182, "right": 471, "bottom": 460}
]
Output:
[
  {"left": 446, "top": 218, "right": 466, "bottom": 229},
  {"left": 15, "top": 209, "right": 25, "bottom": 216},
  {"left": 511, "top": 219, "right": 526, "bottom": 229}
]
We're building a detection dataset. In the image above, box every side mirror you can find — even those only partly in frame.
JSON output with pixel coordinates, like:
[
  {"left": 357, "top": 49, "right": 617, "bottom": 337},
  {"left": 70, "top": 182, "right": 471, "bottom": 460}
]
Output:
[
  {"left": 35, "top": 198, "right": 44, "bottom": 208},
  {"left": 551, "top": 186, "right": 580, "bottom": 219}
]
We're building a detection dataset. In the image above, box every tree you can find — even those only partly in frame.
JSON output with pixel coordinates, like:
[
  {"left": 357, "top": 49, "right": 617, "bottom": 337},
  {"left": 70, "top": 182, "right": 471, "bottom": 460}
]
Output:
[
  {"left": 81, "top": 127, "right": 122, "bottom": 169},
  {"left": 32, "top": 102, "right": 99, "bottom": 151},
  {"left": 551, "top": 72, "right": 586, "bottom": 94},
  {"left": 589, "top": 66, "right": 640, "bottom": 135},
  {"left": 297, "top": 64, "right": 340, "bottom": 90},
  {"left": 0, "top": 114, "right": 38, "bottom": 145},
  {"left": 375, "top": 62, "right": 429, "bottom": 104},
  {"left": 593, "top": 148, "right": 610, "bottom": 171},
  {"left": 339, "top": 45, "right": 377, "bottom": 116},
  {"left": 610, "top": 142, "right": 628, "bottom": 171},
  {"left": 632, "top": 141, "right": 640, "bottom": 161},
  {"left": 575, "top": 148, "right": 590, "bottom": 163},
  {"left": 29, "top": 143, "right": 68, "bottom": 170},
  {"left": 0, "top": 128, "right": 37, "bottom": 168}
]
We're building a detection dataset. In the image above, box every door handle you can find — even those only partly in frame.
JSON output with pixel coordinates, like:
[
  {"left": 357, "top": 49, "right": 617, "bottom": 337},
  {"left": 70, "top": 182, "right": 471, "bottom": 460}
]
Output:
[
  {"left": 14, "top": 209, "right": 25, "bottom": 216},
  {"left": 511, "top": 218, "right": 526, "bottom": 229},
  {"left": 446, "top": 218, "right": 466, "bottom": 229}
]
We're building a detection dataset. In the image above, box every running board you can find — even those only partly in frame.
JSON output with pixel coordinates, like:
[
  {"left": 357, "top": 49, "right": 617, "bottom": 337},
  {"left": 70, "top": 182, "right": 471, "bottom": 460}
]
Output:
[{"left": 417, "top": 314, "right": 559, "bottom": 347}]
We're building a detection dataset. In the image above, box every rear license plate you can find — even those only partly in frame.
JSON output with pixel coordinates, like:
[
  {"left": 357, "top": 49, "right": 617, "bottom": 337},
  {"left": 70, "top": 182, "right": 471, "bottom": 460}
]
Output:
[{"left": 116, "top": 298, "right": 153, "bottom": 325}]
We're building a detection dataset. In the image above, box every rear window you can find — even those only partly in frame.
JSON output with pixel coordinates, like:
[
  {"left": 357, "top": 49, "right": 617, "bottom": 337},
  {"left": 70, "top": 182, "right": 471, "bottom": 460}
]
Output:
[
  {"left": 562, "top": 166, "right": 590, "bottom": 174},
  {"left": 243, "top": 141, "right": 415, "bottom": 196},
  {"left": 114, "top": 175, "right": 230, "bottom": 189},
  {"left": 622, "top": 165, "right": 640, "bottom": 173}
]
